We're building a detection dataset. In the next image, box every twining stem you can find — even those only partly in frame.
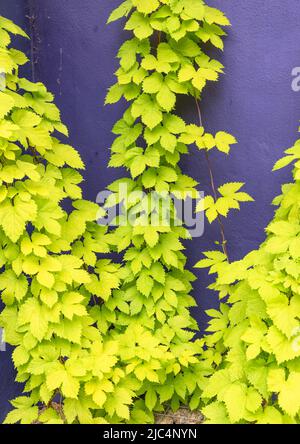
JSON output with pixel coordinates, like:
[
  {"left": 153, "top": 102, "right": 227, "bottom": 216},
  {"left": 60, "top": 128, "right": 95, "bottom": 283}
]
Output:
[
  {"left": 26, "top": 1, "right": 37, "bottom": 83},
  {"left": 194, "top": 97, "right": 230, "bottom": 262}
]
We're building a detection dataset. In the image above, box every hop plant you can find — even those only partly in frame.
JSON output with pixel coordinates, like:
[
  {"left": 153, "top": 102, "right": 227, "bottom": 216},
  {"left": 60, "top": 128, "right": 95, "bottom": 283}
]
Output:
[
  {"left": 0, "top": 16, "right": 124, "bottom": 424},
  {"left": 0, "top": 0, "right": 253, "bottom": 424},
  {"left": 199, "top": 137, "right": 300, "bottom": 424},
  {"left": 0, "top": 13, "right": 203, "bottom": 425},
  {"left": 100, "top": 0, "right": 253, "bottom": 420}
]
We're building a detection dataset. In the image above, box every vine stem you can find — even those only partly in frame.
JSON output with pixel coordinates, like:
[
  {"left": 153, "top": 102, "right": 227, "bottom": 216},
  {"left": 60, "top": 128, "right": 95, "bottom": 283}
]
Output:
[
  {"left": 27, "top": 0, "right": 37, "bottom": 82},
  {"left": 194, "top": 97, "right": 230, "bottom": 262},
  {"left": 157, "top": 31, "right": 161, "bottom": 45}
]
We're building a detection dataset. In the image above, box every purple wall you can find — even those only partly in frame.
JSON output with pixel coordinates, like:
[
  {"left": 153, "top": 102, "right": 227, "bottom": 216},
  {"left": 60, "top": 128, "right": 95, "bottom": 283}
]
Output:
[
  {"left": 1, "top": 0, "right": 31, "bottom": 422},
  {"left": 1, "top": 0, "right": 300, "bottom": 420},
  {"left": 32, "top": 0, "right": 300, "bottom": 321}
]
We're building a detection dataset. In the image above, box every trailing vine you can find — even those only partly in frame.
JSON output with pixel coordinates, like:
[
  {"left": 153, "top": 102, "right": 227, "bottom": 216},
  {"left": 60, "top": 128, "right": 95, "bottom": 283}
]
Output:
[
  {"left": 1, "top": 0, "right": 254, "bottom": 424},
  {"left": 194, "top": 95, "right": 230, "bottom": 261},
  {"left": 26, "top": 0, "right": 38, "bottom": 82},
  {"left": 103, "top": 0, "right": 253, "bottom": 418},
  {"left": 199, "top": 139, "right": 300, "bottom": 424},
  {"left": 0, "top": 16, "right": 124, "bottom": 424}
]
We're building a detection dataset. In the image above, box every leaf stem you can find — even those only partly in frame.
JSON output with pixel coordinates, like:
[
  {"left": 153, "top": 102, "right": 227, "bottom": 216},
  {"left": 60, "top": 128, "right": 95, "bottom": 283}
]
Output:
[{"left": 194, "top": 97, "right": 230, "bottom": 262}]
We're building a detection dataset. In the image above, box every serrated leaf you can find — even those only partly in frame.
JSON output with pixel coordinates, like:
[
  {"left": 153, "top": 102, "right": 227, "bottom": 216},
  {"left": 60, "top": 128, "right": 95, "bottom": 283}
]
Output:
[
  {"left": 157, "top": 85, "right": 176, "bottom": 112},
  {"left": 0, "top": 92, "right": 15, "bottom": 118},
  {"left": 145, "top": 389, "right": 157, "bottom": 410},
  {"left": 215, "top": 131, "right": 237, "bottom": 154},
  {"left": 107, "top": 0, "right": 132, "bottom": 24},
  {"left": 137, "top": 273, "right": 154, "bottom": 297}
]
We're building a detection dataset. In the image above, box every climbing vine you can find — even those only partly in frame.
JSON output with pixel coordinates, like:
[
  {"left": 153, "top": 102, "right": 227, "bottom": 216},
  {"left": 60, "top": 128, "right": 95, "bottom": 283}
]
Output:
[
  {"left": 103, "top": 0, "right": 252, "bottom": 419},
  {"left": 1, "top": 0, "right": 253, "bottom": 424},
  {"left": 0, "top": 16, "right": 124, "bottom": 424},
  {"left": 198, "top": 140, "right": 300, "bottom": 424}
]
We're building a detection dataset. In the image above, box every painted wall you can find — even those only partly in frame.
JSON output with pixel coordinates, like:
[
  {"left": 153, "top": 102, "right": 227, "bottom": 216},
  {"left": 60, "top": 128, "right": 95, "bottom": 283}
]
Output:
[
  {"left": 32, "top": 0, "right": 300, "bottom": 323},
  {"left": 1, "top": 0, "right": 300, "bottom": 420},
  {"left": 1, "top": 0, "right": 31, "bottom": 422}
]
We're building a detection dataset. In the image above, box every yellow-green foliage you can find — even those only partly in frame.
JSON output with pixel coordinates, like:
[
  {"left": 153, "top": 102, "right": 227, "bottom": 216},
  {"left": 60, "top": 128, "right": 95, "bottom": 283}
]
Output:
[
  {"left": 0, "top": 16, "right": 125, "bottom": 424},
  {"left": 0, "top": 12, "right": 204, "bottom": 425},
  {"left": 199, "top": 139, "right": 300, "bottom": 424},
  {"left": 103, "top": 0, "right": 253, "bottom": 420},
  {"left": 0, "top": 0, "right": 252, "bottom": 424}
]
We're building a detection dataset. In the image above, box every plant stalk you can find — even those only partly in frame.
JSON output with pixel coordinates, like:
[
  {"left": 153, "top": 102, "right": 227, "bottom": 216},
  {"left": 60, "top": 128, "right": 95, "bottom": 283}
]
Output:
[{"left": 194, "top": 97, "right": 230, "bottom": 262}]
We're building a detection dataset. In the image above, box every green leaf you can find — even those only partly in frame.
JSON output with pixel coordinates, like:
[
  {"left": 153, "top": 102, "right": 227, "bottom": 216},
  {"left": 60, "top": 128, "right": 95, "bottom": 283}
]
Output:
[
  {"left": 202, "top": 402, "right": 230, "bottom": 424},
  {"left": 221, "top": 383, "right": 247, "bottom": 423},
  {"left": 142, "top": 168, "right": 157, "bottom": 188},
  {"left": 18, "top": 298, "right": 49, "bottom": 342},
  {"left": 37, "top": 270, "right": 55, "bottom": 289},
  {"left": 158, "top": 166, "right": 178, "bottom": 182},
  {"left": 156, "top": 85, "right": 176, "bottom": 112},
  {"left": 137, "top": 272, "right": 154, "bottom": 297},
  {"left": 12, "top": 109, "right": 41, "bottom": 127},
  {"left": 0, "top": 16, "right": 28, "bottom": 37},
  {"left": 143, "top": 73, "right": 163, "bottom": 94},
  {"left": 178, "top": 64, "right": 196, "bottom": 82},
  {"left": 215, "top": 131, "right": 237, "bottom": 153},
  {"left": 144, "top": 226, "right": 159, "bottom": 247},
  {"left": 278, "top": 373, "right": 300, "bottom": 417},
  {"left": 0, "top": 270, "right": 28, "bottom": 303},
  {"left": 177, "top": 37, "right": 201, "bottom": 57},
  {"left": 267, "top": 368, "right": 286, "bottom": 393},
  {"left": 0, "top": 92, "right": 15, "bottom": 118},
  {"left": 183, "top": 0, "right": 205, "bottom": 20},
  {"left": 273, "top": 155, "right": 296, "bottom": 171},
  {"left": 150, "top": 262, "right": 165, "bottom": 284},
  {"left": 107, "top": 0, "right": 133, "bottom": 24},
  {"left": 125, "top": 12, "right": 153, "bottom": 40},
  {"left": 157, "top": 43, "right": 179, "bottom": 63},
  {"left": 12, "top": 345, "right": 29, "bottom": 367},
  {"left": 145, "top": 389, "right": 157, "bottom": 410},
  {"left": 46, "top": 367, "right": 80, "bottom": 399},
  {"left": 105, "top": 83, "right": 125, "bottom": 104},
  {"left": 163, "top": 114, "right": 186, "bottom": 134},
  {"left": 4, "top": 406, "right": 39, "bottom": 425},
  {"left": 0, "top": 200, "right": 37, "bottom": 242},
  {"left": 132, "top": 0, "right": 159, "bottom": 14}
]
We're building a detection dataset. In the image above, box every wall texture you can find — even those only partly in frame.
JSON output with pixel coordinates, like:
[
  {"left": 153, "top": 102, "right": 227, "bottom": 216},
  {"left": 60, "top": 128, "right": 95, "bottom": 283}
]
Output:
[
  {"left": 1, "top": 0, "right": 300, "bottom": 420},
  {"left": 1, "top": 0, "right": 30, "bottom": 422}
]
